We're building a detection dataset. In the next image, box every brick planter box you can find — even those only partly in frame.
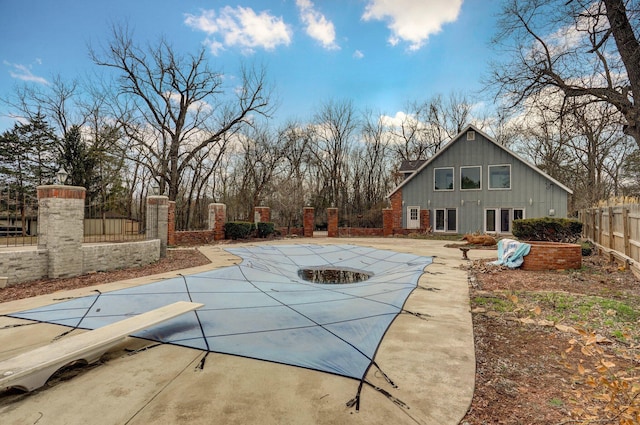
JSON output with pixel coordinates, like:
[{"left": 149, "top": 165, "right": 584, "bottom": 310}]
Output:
[{"left": 521, "top": 241, "right": 582, "bottom": 271}]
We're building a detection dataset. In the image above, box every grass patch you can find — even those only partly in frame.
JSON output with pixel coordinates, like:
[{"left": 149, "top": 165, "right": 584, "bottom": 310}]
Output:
[{"left": 516, "top": 292, "right": 640, "bottom": 342}]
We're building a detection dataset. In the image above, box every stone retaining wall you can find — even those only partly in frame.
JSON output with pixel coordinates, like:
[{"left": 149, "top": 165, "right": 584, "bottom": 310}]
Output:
[
  {"left": 521, "top": 242, "right": 582, "bottom": 270},
  {"left": 82, "top": 240, "right": 160, "bottom": 274},
  {"left": 0, "top": 249, "right": 49, "bottom": 286}
]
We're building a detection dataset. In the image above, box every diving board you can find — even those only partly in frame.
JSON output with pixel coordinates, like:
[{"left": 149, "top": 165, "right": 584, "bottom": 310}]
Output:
[{"left": 0, "top": 301, "right": 203, "bottom": 392}]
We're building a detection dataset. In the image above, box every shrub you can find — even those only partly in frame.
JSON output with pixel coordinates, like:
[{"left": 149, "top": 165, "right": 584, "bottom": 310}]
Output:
[
  {"left": 580, "top": 240, "right": 593, "bottom": 256},
  {"left": 256, "top": 222, "right": 275, "bottom": 238},
  {"left": 512, "top": 217, "right": 583, "bottom": 242},
  {"left": 224, "top": 222, "right": 255, "bottom": 240}
]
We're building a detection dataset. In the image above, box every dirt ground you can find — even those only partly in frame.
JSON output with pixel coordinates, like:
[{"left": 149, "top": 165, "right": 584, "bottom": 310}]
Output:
[
  {"left": 1, "top": 244, "right": 639, "bottom": 424},
  {"left": 462, "top": 251, "right": 640, "bottom": 425}
]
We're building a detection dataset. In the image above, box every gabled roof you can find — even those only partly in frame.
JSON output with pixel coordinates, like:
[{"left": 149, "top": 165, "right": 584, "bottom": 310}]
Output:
[
  {"left": 387, "top": 124, "right": 573, "bottom": 197},
  {"left": 398, "top": 159, "right": 427, "bottom": 173}
]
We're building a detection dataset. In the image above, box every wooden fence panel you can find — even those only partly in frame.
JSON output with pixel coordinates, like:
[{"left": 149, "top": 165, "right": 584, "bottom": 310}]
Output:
[{"left": 580, "top": 204, "right": 640, "bottom": 278}]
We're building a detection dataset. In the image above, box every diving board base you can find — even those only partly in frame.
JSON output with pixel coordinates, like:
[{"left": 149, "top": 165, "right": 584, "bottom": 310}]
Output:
[{"left": 0, "top": 301, "right": 203, "bottom": 392}]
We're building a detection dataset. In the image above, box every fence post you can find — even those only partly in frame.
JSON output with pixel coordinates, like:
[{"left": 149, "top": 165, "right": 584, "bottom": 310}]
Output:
[
  {"left": 37, "top": 185, "right": 86, "bottom": 278},
  {"left": 254, "top": 206, "right": 271, "bottom": 223},
  {"left": 146, "top": 196, "right": 169, "bottom": 258},
  {"left": 168, "top": 201, "right": 176, "bottom": 246},
  {"left": 383, "top": 208, "right": 393, "bottom": 236},
  {"left": 327, "top": 208, "right": 338, "bottom": 237},
  {"left": 608, "top": 207, "right": 615, "bottom": 251},
  {"left": 303, "top": 207, "right": 314, "bottom": 238},
  {"left": 209, "top": 203, "right": 226, "bottom": 241},
  {"left": 623, "top": 207, "right": 630, "bottom": 257}
]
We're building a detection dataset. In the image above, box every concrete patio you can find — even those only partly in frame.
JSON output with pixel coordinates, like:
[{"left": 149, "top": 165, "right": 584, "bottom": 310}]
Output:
[{"left": 0, "top": 238, "right": 494, "bottom": 425}]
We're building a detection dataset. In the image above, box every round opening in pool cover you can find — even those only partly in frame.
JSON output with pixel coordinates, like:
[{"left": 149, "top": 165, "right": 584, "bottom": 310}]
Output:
[{"left": 297, "top": 268, "right": 371, "bottom": 284}]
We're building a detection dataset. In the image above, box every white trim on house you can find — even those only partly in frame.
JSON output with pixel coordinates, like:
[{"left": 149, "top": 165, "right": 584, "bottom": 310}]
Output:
[{"left": 407, "top": 206, "right": 420, "bottom": 229}]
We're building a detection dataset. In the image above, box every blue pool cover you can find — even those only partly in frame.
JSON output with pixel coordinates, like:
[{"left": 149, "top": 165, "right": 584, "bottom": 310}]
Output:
[{"left": 8, "top": 244, "right": 432, "bottom": 384}]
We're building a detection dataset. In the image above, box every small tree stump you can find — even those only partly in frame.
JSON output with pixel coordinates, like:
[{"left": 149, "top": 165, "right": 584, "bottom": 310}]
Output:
[{"left": 460, "top": 247, "right": 470, "bottom": 260}]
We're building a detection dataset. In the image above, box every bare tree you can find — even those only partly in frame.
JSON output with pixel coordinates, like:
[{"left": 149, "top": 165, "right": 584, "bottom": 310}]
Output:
[
  {"left": 308, "top": 99, "right": 357, "bottom": 211},
  {"left": 233, "top": 124, "right": 286, "bottom": 219},
  {"left": 91, "top": 25, "right": 273, "bottom": 201},
  {"left": 490, "top": 0, "right": 640, "bottom": 146}
]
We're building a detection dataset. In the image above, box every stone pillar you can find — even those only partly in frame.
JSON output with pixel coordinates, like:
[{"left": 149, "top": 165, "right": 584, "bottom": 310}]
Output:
[
  {"left": 383, "top": 208, "right": 394, "bottom": 237},
  {"left": 209, "top": 203, "right": 226, "bottom": 241},
  {"left": 303, "top": 207, "right": 314, "bottom": 238},
  {"left": 146, "top": 196, "right": 169, "bottom": 258},
  {"left": 327, "top": 208, "right": 338, "bottom": 237},
  {"left": 168, "top": 201, "right": 176, "bottom": 246},
  {"left": 254, "top": 206, "right": 271, "bottom": 223},
  {"left": 37, "top": 185, "right": 86, "bottom": 279}
]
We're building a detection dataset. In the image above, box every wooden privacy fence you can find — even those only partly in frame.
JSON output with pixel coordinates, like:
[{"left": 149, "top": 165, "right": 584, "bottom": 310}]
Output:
[{"left": 579, "top": 205, "right": 640, "bottom": 278}]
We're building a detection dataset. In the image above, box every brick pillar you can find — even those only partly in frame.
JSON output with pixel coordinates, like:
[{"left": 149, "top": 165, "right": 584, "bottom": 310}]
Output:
[
  {"left": 168, "top": 201, "right": 176, "bottom": 246},
  {"left": 303, "top": 207, "right": 314, "bottom": 238},
  {"left": 327, "top": 208, "right": 338, "bottom": 237},
  {"left": 420, "top": 209, "right": 430, "bottom": 232},
  {"left": 389, "top": 189, "right": 403, "bottom": 229},
  {"left": 146, "top": 196, "right": 169, "bottom": 258},
  {"left": 254, "top": 206, "right": 271, "bottom": 223},
  {"left": 383, "top": 208, "right": 393, "bottom": 236},
  {"left": 209, "top": 203, "right": 226, "bottom": 241},
  {"left": 37, "top": 185, "right": 86, "bottom": 279}
]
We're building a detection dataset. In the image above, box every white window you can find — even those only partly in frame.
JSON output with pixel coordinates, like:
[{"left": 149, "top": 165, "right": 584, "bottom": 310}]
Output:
[
  {"left": 434, "top": 167, "right": 454, "bottom": 191},
  {"left": 488, "top": 164, "right": 511, "bottom": 190},
  {"left": 460, "top": 166, "right": 481, "bottom": 190}
]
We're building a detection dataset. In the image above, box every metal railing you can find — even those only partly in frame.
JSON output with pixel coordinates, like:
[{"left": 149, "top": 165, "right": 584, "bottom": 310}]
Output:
[
  {"left": 0, "top": 186, "right": 38, "bottom": 247},
  {"left": 83, "top": 201, "right": 146, "bottom": 243}
]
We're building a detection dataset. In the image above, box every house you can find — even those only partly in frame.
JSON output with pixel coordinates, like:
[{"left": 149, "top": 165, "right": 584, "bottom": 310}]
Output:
[{"left": 387, "top": 124, "right": 573, "bottom": 235}]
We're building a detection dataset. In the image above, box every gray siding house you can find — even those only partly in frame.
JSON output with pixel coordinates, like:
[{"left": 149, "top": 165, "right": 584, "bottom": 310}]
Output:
[{"left": 387, "top": 124, "right": 572, "bottom": 235}]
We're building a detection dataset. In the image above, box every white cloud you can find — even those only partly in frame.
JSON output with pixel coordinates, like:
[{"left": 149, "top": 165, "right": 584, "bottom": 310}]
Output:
[
  {"left": 296, "top": 0, "right": 339, "bottom": 50},
  {"left": 353, "top": 50, "right": 364, "bottom": 59},
  {"left": 4, "top": 61, "right": 49, "bottom": 85},
  {"left": 184, "top": 6, "right": 292, "bottom": 55},
  {"left": 362, "top": 0, "right": 463, "bottom": 51}
]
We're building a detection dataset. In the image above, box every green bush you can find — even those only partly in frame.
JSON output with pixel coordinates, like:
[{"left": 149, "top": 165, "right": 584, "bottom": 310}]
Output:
[
  {"left": 512, "top": 217, "right": 583, "bottom": 242},
  {"left": 581, "top": 240, "right": 594, "bottom": 256},
  {"left": 224, "top": 222, "right": 255, "bottom": 240},
  {"left": 256, "top": 222, "right": 275, "bottom": 238}
]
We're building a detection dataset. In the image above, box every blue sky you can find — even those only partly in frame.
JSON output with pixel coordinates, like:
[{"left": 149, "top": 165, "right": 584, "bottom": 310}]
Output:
[{"left": 0, "top": 0, "right": 503, "bottom": 132}]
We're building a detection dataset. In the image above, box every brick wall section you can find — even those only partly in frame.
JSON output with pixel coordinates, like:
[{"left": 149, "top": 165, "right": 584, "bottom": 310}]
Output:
[
  {"left": 82, "top": 240, "right": 160, "bottom": 273},
  {"left": 168, "top": 201, "right": 176, "bottom": 246},
  {"left": 389, "top": 189, "right": 403, "bottom": 229},
  {"left": 37, "top": 186, "right": 86, "bottom": 200},
  {"left": 146, "top": 196, "right": 169, "bottom": 258},
  {"left": 209, "top": 203, "right": 226, "bottom": 241},
  {"left": 173, "top": 230, "right": 216, "bottom": 245},
  {"left": 327, "top": 208, "right": 338, "bottom": 237},
  {"left": 254, "top": 206, "right": 271, "bottom": 223},
  {"left": 337, "top": 227, "right": 384, "bottom": 237},
  {"left": 303, "top": 207, "right": 314, "bottom": 237},
  {"left": 37, "top": 185, "right": 86, "bottom": 278},
  {"left": 278, "top": 227, "right": 304, "bottom": 237},
  {"left": 521, "top": 242, "right": 582, "bottom": 270}
]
